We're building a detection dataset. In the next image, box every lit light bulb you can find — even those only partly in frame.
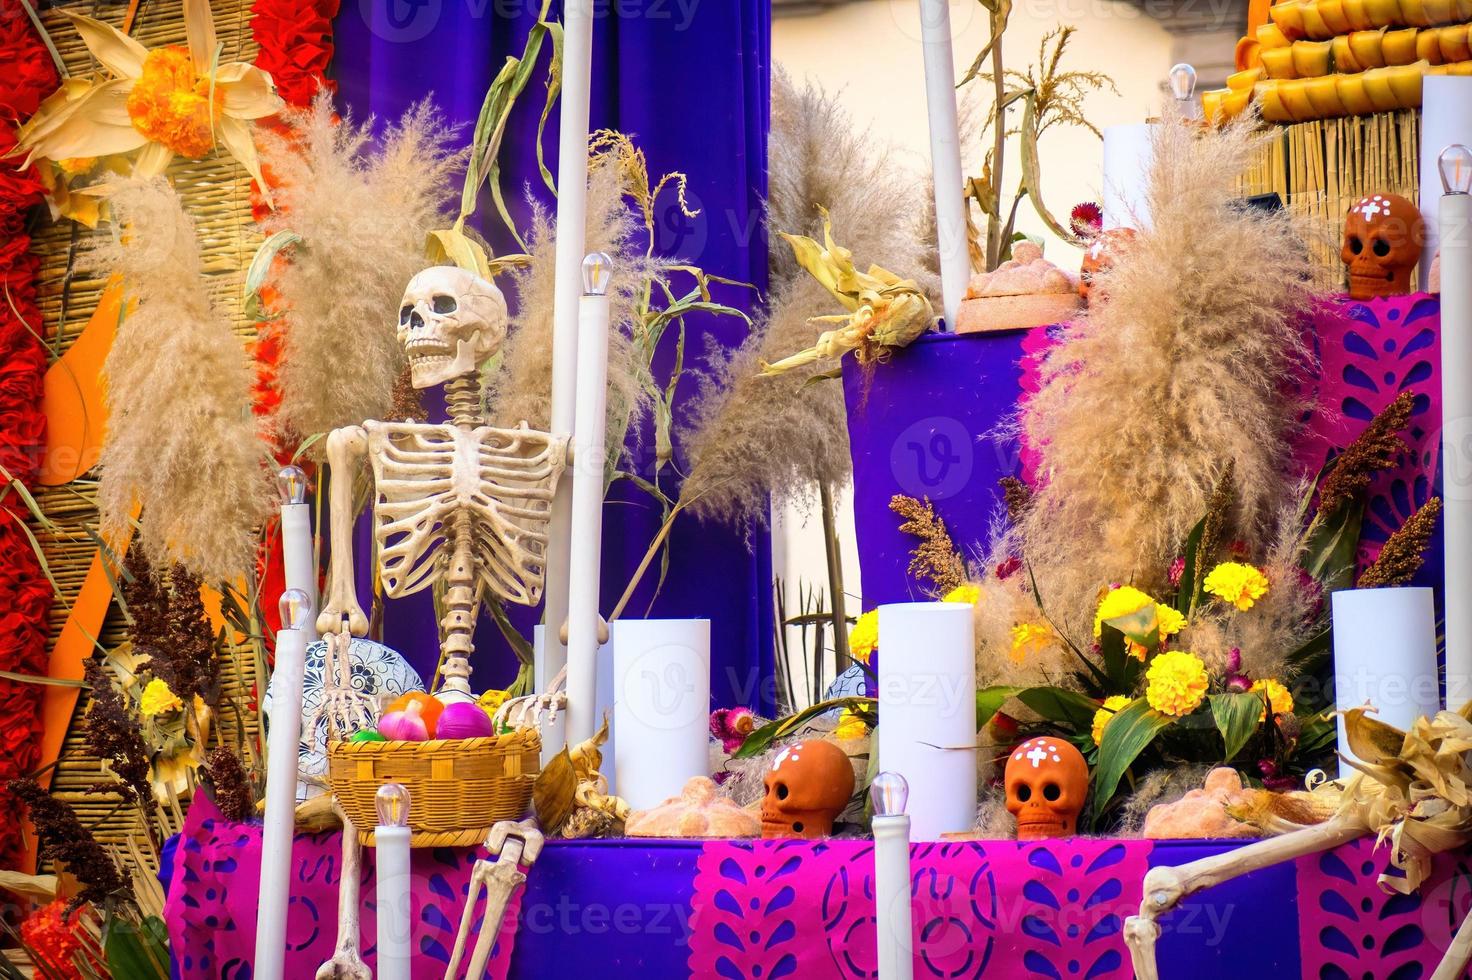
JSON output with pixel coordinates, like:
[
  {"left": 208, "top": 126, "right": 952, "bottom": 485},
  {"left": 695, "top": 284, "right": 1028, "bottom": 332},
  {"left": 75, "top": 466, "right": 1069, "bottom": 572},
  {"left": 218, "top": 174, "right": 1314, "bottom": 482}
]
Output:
[
  {"left": 1441, "top": 144, "right": 1472, "bottom": 195},
  {"left": 375, "top": 783, "right": 411, "bottom": 827},
  {"left": 582, "top": 252, "right": 613, "bottom": 296},
  {"left": 1168, "top": 63, "right": 1198, "bottom": 102},
  {"left": 870, "top": 771, "right": 909, "bottom": 817},
  {"left": 276, "top": 464, "right": 308, "bottom": 505},
  {"left": 278, "top": 588, "right": 310, "bottom": 631}
]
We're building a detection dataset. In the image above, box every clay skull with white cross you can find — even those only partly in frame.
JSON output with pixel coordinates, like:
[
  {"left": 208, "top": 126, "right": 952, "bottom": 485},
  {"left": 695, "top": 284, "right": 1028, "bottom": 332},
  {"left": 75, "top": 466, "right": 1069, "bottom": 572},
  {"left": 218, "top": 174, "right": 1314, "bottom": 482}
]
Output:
[{"left": 1004, "top": 736, "right": 1089, "bottom": 840}]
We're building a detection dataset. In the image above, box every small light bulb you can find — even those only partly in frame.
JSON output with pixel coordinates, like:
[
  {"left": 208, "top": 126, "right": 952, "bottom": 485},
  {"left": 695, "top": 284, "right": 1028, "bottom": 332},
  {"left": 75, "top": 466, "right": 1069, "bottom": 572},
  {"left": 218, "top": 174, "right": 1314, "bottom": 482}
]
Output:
[
  {"left": 276, "top": 465, "right": 308, "bottom": 505},
  {"left": 1441, "top": 144, "right": 1472, "bottom": 195},
  {"left": 375, "top": 783, "right": 411, "bottom": 827},
  {"left": 582, "top": 252, "right": 613, "bottom": 296},
  {"left": 870, "top": 771, "right": 909, "bottom": 817},
  {"left": 1168, "top": 63, "right": 1198, "bottom": 102},
  {"left": 278, "top": 588, "right": 310, "bottom": 631}
]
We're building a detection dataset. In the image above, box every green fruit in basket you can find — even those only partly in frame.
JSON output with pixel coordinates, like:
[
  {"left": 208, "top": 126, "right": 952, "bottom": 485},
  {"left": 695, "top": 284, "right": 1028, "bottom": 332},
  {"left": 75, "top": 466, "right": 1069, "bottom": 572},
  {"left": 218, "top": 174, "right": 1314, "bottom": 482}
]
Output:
[{"left": 348, "top": 729, "right": 387, "bottom": 743}]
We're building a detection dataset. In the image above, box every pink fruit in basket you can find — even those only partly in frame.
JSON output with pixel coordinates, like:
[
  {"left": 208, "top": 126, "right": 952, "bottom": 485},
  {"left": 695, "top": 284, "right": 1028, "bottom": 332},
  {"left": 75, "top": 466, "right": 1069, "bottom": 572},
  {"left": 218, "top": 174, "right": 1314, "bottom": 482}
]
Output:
[
  {"left": 436, "top": 700, "right": 495, "bottom": 739},
  {"left": 378, "top": 699, "right": 432, "bottom": 741}
]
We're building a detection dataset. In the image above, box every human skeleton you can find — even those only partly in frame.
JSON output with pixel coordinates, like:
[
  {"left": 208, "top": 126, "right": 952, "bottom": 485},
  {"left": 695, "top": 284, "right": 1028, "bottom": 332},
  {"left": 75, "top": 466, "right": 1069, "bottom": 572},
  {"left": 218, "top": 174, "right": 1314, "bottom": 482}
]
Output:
[{"left": 313, "top": 266, "right": 570, "bottom": 977}]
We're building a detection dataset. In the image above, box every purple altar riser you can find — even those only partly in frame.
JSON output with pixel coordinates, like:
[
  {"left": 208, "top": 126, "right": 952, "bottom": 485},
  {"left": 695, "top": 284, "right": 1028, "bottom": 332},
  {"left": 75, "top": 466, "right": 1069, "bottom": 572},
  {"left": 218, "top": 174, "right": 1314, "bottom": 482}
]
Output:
[{"left": 167, "top": 802, "right": 1472, "bottom": 979}]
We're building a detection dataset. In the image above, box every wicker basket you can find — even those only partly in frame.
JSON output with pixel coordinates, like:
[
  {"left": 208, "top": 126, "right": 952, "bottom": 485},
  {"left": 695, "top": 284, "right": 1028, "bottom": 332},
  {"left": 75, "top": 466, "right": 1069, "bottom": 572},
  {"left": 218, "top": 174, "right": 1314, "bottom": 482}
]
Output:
[{"left": 328, "top": 729, "right": 541, "bottom": 847}]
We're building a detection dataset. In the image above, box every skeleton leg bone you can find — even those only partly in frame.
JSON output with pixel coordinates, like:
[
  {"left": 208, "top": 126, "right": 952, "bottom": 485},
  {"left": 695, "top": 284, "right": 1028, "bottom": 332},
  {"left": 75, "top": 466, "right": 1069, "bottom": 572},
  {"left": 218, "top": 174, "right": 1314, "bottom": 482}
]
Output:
[
  {"left": 1123, "top": 812, "right": 1369, "bottom": 980},
  {"left": 316, "top": 810, "right": 371, "bottom": 980},
  {"left": 316, "top": 426, "right": 370, "bottom": 638},
  {"left": 445, "top": 820, "right": 543, "bottom": 980}
]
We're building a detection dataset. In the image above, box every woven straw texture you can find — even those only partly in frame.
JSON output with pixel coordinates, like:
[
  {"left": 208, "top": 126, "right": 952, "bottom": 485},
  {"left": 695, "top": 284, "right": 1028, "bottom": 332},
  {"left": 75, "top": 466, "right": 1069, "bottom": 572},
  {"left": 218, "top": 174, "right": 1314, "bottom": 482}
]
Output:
[
  {"left": 1240, "top": 110, "right": 1422, "bottom": 290},
  {"left": 329, "top": 730, "right": 542, "bottom": 847},
  {"left": 32, "top": 0, "right": 263, "bottom": 852}
]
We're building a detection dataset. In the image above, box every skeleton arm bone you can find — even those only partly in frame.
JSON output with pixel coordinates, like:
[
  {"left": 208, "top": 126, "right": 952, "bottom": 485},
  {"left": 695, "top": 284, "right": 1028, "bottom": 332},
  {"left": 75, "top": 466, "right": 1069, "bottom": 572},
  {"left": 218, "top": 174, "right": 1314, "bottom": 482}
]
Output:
[{"left": 316, "top": 425, "right": 371, "bottom": 637}]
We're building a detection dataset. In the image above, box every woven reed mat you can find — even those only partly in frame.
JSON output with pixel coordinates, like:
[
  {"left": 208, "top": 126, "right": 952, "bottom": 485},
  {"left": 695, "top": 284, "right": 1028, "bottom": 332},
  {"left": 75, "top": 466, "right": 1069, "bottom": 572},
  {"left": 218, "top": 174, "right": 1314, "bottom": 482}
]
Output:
[
  {"left": 30, "top": 0, "right": 264, "bottom": 855},
  {"left": 1240, "top": 110, "right": 1422, "bottom": 291}
]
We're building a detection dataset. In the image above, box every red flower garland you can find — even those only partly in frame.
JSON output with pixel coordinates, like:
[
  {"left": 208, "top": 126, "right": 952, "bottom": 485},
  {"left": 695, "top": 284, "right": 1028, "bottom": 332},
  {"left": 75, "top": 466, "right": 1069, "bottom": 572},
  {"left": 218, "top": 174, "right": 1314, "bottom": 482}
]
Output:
[{"left": 0, "top": 0, "right": 60, "bottom": 868}]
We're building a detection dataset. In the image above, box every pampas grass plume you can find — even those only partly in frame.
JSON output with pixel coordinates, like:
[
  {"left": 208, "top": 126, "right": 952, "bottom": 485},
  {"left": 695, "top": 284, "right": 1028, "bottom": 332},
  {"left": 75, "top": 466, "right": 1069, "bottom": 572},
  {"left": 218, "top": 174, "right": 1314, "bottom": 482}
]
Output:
[{"left": 91, "top": 180, "right": 273, "bottom": 585}]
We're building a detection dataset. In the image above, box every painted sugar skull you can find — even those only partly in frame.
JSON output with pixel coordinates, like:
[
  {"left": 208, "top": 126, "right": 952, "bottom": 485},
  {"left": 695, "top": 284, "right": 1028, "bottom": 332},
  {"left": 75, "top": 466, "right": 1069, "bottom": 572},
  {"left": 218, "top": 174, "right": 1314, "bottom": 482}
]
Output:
[
  {"left": 1005, "top": 736, "right": 1089, "bottom": 840},
  {"left": 1341, "top": 193, "right": 1425, "bottom": 300},
  {"left": 1078, "top": 227, "right": 1137, "bottom": 305},
  {"left": 761, "top": 739, "right": 855, "bottom": 839},
  {"left": 397, "top": 266, "right": 509, "bottom": 389}
]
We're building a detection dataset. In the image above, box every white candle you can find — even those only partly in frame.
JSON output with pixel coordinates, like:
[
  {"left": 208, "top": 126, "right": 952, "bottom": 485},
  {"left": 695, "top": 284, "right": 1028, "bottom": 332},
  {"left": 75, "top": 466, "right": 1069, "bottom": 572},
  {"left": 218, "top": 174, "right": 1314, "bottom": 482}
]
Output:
[
  {"left": 611, "top": 619, "right": 710, "bottom": 810},
  {"left": 1419, "top": 78, "right": 1472, "bottom": 287},
  {"left": 1331, "top": 588, "right": 1441, "bottom": 760},
  {"left": 254, "top": 589, "right": 311, "bottom": 980},
  {"left": 276, "top": 465, "right": 318, "bottom": 642},
  {"left": 543, "top": 0, "right": 598, "bottom": 724},
  {"left": 877, "top": 602, "right": 977, "bottom": 840},
  {"left": 1440, "top": 148, "right": 1472, "bottom": 706},
  {"left": 918, "top": 0, "right": 969, "bottom": 330},
  {"left": 374, "top": 784, "right": 413, "bottom": 980},
  {"left": 532, "top": 626, "right": 566, "bottom": 766},
  {"left": 871, "top": 772, "right": 914, "bottom": 980},
  {"left": 1102, "top": 123, "right": 1153, "bottom": 230},
  {"left": 565, "top": 253, "right": 612, "bottom": 745}
]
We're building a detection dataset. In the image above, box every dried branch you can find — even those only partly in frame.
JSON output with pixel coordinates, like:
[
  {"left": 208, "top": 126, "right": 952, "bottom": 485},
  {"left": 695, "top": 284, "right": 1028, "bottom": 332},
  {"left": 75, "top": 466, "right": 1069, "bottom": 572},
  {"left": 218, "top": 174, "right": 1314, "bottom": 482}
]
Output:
[
  {"left": 1318, "top": 390, "right": 1415, "bottom": 515},
  {"left": 1359, "top": 497, "right": 1442, "bottom": 588},
  {"left": 890, "top": 494, "right": 968, "bottom": 595}
]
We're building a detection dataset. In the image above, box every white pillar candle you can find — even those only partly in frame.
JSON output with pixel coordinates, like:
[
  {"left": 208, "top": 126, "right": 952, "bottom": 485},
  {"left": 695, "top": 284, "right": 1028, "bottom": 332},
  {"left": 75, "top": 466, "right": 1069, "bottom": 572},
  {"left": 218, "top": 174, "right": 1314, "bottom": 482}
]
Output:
[
  {"left": 1331, "top": 588, "right": 1441, "bottom": 761},
  {"left": 1101, "top": 123, "right": 1153, "bottom": 230},
  {"left": 918, "top": 0, "right": 969, "bottom": 330},
  {"left": 1440, "top": 169, "right": 1472, "bottom": 706},
  {"left": 254, "top": 590, "right": 311, "bottom": 980},
  {"left": 871, "top": 772, "right": 914, "bottom": 980},
  {"left": 612, "top": 618, "right": 710, "bottom": 811},
  {"left": 374, "top": 784, "right": 413, "bottom": 980},
  {"left": 276, "top": 465, "right": 318, "bottom": 642},
  {"left": 877, "top": 602, "right": 976, "bottom": 840},
  {"left": 1419, "top": 77, "right": 1472, "bottom": 287},
  {"left": 543, "top": 0, "right": 598, "bottom": 728},
  {"left": 565, "top": 254, "right": 612, "bottom": 746},
  {"left": 532, "top": 626, "right": 566, "bottom": 767}
]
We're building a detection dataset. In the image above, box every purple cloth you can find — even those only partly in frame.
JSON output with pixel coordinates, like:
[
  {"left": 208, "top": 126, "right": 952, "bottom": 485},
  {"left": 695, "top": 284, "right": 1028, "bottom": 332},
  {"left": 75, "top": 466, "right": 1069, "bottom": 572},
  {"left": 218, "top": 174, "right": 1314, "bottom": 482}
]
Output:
[{"left": 331, "top": 2, "right": 776, "bottom": 712}]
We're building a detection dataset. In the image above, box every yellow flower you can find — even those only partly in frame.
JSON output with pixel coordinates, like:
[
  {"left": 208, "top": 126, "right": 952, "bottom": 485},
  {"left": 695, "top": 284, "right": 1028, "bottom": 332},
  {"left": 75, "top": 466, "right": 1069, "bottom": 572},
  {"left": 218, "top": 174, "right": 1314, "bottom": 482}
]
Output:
[
  {"left": 126, "top": 46, "right": 225, "bottom": 159},
  {"left": 478, "top": 689, "right": 510, "bottom": 715},
  {"left": 1009, "top": 622, "right": 1056, "bottom": 663},
  {"left": 1144, "top": 650, "right": 1209, "bottom": 717},
  {"left": 1156, "top": 605, "right": 1186, "bottom": 638},
  {"left": 139, "top": 678, "right": 183, "bottom": 717},
  {"left": 1094, "top": 586, "right": 1154, "bottom": 638},
  {"left": 942, "top": 583, "right": 982, "bottom": 605},
  {"left": 834, "top": 709, "right": 869, "bottom": 740},
  {"left": 1092, "top": 695, "right": 1131, "bottom": 745},
  {"left": 1203, "top": 562, "right": 1270, "bottom": 611},
  {"left": 848, "top": 610, "right": 879, "bottom": 666},
  {"left": 57, "top": 156, "right": 97, "bottom": 177},
  {"left": 1250, "top": 678, "right": 1294, "bottom": 722}
]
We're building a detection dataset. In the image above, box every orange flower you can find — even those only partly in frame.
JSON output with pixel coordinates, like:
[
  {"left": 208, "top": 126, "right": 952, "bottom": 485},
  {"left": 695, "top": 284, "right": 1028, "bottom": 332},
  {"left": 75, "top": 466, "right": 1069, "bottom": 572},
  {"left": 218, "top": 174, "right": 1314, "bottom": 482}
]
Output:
[{"left": 126, "top": 47, "right": 225, "bottom": 159}]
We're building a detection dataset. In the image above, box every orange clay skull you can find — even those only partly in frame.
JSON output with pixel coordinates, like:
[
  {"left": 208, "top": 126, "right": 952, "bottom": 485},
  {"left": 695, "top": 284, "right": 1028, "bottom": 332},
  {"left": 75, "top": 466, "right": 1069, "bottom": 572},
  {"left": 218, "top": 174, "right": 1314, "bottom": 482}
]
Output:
[
  {"left": 1005, "top": 736, "right": 1090, "bottom": 840},
  {"left": 1342, "top": 194, "right": 1425, "bottom": 300},
  {"left": 761, "top": 739, "right": 855, "bottom": 839},
  {"left": 1078, "top": 228, "right": 1138, "bottom": 305}
]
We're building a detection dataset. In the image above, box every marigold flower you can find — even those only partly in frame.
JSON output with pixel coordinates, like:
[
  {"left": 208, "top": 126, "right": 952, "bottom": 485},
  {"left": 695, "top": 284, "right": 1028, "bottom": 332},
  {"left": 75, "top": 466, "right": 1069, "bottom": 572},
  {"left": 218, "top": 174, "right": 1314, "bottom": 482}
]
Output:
[
  {"left": 1144, "top": 650, "right": 1208, "bottom": 717},
  {"left": 1094, "top": 585, "right": 1154, "bottom": 638},
  {"left": 848, "top": 609, "right": 879, "bottom": 666},
  {"left": 834, "top": 708, "right": 869, "bottom": 740},
  {"left": 1250, "top": 678, "right": 1293, "bottom": 722},
  {"left": 126, "top": 47, "right": 225, "bottom": 159},
  {"left": 478, "top": 689, "right": 510, "bottom": 715},
  {"left": 1203, "top": 562, "right": 1270, "bottom": 611},
  {"left": 1009, "top": 622, "right": 1055, "bottom": 663},
  {"left": 1092, "top": 695, "right": 1131, "bottom": 746},
  {"left": 139, "top": 678, "right": 183, "bottom": 717},
  {"left": 942, "top": 583, "right": 981, "bottom": 605}
]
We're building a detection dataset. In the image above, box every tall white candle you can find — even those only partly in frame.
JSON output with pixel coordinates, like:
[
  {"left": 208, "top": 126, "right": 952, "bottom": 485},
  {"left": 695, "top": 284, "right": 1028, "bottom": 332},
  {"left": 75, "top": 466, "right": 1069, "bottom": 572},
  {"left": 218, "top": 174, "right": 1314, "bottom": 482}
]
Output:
[
  {"left": 612, "top": 618, "right": 711, "bottom": 811},
  {"left": 918, "top": 0, "right": 970, "bottom": 330},
  {"left": 374, "top": 784, "right": 413, "bottom": 980},
  {"left": 1440, "top": 151, "right": 1472, "bottom": 706},
  {"left": 877, "top": 602, "right": 976, "bottom": 840},
  {"left": 1419, "top": 78, "right": 1472, "bottom": 287},
  {"left": 565, "top": 253, "right": 612, "bottom": 746},
  {"left": 871, "top": 772, "right": 915, "bottom": 980},
  {"left": 277, "top": 465, "right": 318, "bottom": 642},
  {"left": 1102, "top": 123, "right": 1153, "bottom": 230},
  {"left": 543, "top": 0, "right": 598, "bottom": 735},
  {"left": 1331, "top": 588, "right": 1441, "bottom": 761},
  {"left": 532, "top": 626, "right": 566, "bottom": 766},
  {"left": 254, "top": 589, "right": 311, "bottom": 980}
]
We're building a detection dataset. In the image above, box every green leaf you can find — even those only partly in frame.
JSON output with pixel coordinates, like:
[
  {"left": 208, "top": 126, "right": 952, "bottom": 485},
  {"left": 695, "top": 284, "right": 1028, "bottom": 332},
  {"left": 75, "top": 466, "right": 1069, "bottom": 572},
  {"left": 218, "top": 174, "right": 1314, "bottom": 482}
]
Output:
[
  {"left": 1017, "top": 92, "right": 1075, "bottom": 243},
  {"left": 1210, "top": 692, "right": 1264, "bottom": 762},
  {"left": 976, "top": 685, "right": 1023, "bottom": 730},
  {"left": 103, "top": 916, "right": 170, "bottom": 980},
  {"left": 1175, "top": 514, "right": 1206, "bottom": 614},
  {"left": 734, "top": 696, "right": 876, "bottom": 759},
  {"left": 1016, "top": 686, "right": 1101, "bottom": 731},
  {"left": 1303, "top": 498, "right": 1365, "bottom": 593},
  {"left": 1091, "top": 698, "right": 1174, "bottom": 818},
  {"left": 243, "top": 230, "right": 301, "bottom": 322}
]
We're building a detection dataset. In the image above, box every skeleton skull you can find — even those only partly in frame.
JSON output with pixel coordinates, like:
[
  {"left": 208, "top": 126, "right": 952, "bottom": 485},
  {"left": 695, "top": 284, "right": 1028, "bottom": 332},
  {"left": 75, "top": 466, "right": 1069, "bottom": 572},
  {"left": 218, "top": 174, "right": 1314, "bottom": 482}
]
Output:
[
  {"left": 1341, "top": 193, "right": 1425, "bottom": 300},
  {"left": 1005, "top": 736, "right": 1089, "bottom": 840},
  {"left": 761, "top": 739, "right": 855, "bottom": 839},
  {"left": 397, "top": 267, "right": 509, "bottom": 390}
]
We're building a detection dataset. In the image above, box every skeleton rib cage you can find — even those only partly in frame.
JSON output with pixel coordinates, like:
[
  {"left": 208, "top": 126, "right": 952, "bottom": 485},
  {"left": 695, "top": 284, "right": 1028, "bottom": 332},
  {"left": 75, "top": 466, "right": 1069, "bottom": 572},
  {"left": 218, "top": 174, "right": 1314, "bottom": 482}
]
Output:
[{"left": 366, "top": 421, "right": 569, "bottom": 607}]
